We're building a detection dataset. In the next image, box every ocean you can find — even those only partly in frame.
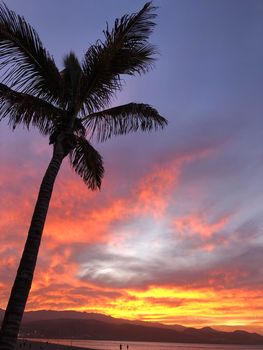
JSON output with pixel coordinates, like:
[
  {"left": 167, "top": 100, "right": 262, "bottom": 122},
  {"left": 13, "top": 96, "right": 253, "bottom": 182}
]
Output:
[{"left": 36, "top": 339, "right": 263, "bottom": 350}]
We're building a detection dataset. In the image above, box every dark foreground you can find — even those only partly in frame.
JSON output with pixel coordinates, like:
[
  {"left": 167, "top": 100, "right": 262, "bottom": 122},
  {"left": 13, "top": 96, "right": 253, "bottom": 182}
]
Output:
[{"left": 16, "top": 340, "right": 95, "bottom": 350}]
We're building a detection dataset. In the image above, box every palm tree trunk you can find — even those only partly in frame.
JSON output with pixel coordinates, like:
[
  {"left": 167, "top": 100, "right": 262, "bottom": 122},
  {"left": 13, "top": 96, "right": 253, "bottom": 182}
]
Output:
[{"left": 0, "top": 144, "right": 65, "bottom": 350}]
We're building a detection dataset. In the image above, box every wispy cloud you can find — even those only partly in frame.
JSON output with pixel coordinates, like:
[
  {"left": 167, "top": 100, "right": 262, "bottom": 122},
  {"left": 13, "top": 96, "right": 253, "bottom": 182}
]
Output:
[{"left": 1, "top": 0, "right": 263, "bottom": 335}]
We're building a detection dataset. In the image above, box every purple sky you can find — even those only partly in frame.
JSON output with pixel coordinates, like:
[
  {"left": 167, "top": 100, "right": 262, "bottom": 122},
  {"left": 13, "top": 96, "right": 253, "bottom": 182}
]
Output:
[{"left": 1, "top": 0, "right": 263, "bottom": 333}]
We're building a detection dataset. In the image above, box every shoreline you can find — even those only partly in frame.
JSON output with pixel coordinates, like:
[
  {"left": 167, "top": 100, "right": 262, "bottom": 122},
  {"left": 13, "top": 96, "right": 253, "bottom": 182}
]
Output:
[{"left": 16, "top": 339, "right": 97, "bottom": 350}]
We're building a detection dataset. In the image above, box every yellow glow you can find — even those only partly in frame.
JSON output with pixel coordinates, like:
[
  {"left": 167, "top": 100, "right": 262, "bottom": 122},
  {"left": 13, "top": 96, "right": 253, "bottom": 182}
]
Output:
[
  {"left": 127, "top": 286, "right": 213, "bottom": 299},
  {"left": 59, "top": 286, "right": 262, "bottom": 334},
  {"left": 20, "top": 279, "right": 263, "bottom": 335}
]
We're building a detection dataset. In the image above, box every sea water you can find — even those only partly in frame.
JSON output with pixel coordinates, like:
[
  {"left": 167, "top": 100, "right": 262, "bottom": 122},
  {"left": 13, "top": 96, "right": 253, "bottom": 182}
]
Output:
[{"left": 36, "top": 339, "right": 263, "bottom": 350}]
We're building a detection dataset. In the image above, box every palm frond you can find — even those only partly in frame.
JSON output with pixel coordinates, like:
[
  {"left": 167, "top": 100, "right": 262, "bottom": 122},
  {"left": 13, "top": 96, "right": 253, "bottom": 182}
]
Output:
[
  {"left": 61, "top": 52, "right": 82, "bottom": 110},
  {"left": 81, "top": 102, "right": 167, "bottom": 142},
  {"left": 103, "top": 1, "right": 157, "bottom": 74},
  {"left": 69, "top": 136, "right": 104, "bottom": 190},
  {"left": 0, "top": 2, "right": 63, "bottom": 103},
  {"left": 80, "top": 1, "right": 157, "bottom": 113},
  {"left": 0, "top": 83, "right": 62, "bottom": 134}
]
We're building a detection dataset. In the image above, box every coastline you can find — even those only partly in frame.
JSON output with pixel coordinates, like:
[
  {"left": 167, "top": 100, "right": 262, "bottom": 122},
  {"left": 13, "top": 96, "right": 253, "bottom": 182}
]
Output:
[{"left": 16, "top": 339, "right": 97, "bottom": 350}]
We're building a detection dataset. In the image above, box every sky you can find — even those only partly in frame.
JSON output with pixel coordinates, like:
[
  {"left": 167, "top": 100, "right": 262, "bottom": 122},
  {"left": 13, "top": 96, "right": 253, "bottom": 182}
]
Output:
[{"left": 1, "top": 0, "right": 263, "bottom": 335}]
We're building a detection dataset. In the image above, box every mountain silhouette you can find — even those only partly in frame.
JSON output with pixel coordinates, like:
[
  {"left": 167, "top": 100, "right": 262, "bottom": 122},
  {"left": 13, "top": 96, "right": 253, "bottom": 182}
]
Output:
[{"left": 1, "top": 309, "right": 262, "bottom": 345}]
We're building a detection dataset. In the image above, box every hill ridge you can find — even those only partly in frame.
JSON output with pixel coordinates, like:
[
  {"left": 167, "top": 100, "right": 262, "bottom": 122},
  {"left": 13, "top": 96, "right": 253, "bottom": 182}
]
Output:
[{"left": 1, "top": 309, "right": 262, "bottom": 345}]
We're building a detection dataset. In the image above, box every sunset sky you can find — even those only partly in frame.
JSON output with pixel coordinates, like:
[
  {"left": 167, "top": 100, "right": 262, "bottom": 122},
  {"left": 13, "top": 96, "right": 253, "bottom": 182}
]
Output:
[{"left": 1, "top": 0, "right": 263, "bottom": 335}]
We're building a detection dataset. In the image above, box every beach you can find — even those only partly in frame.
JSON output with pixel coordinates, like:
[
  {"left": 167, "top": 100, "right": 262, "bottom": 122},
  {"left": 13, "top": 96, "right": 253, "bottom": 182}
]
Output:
[{"left": 16, "top": 340, "right": 96, "bottom": 350}]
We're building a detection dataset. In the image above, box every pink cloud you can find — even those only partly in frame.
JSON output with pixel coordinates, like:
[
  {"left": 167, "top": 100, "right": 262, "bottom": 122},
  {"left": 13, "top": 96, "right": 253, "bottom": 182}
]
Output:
[{"left": 174, "top": 213, "right": 229, "bottom": 239}]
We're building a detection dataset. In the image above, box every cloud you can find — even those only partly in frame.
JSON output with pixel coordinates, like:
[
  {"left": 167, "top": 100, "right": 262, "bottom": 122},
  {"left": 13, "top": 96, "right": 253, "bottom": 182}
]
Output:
[
  {"left": 173, "top": 213, "right": 229, "bottom": 239},
  {"left": 1, "top": 127, "right": 262, "bottom": 333},
  {"left": 1, "top": 0, "right": 263, "bottom": 332}
]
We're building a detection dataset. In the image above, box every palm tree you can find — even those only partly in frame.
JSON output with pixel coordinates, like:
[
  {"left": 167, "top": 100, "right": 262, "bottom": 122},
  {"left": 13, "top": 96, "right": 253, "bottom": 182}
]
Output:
[{"left": 0, "top": 2, "right": 167, "bottom": 349}]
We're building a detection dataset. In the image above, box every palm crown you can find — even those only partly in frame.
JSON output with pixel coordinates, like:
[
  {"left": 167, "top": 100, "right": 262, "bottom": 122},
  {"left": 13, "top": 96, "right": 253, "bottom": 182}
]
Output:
[{"left": 0, "top": 1, "right": 167, "bottom": 189}]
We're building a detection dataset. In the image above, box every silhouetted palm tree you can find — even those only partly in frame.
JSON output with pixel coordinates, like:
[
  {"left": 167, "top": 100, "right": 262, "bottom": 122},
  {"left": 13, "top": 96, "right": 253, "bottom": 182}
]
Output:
[{"left": 0, "top": 2, "right": 166, "bottom": 349}]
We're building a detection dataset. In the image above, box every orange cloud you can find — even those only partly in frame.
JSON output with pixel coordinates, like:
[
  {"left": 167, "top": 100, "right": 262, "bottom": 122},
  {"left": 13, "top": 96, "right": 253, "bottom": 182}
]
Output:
[
  {"left": 2, "top": 140, "right": 262, "bottom": 336},
  {"left": 174, "top": 213, "right": 229, "bottom": 239}
]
